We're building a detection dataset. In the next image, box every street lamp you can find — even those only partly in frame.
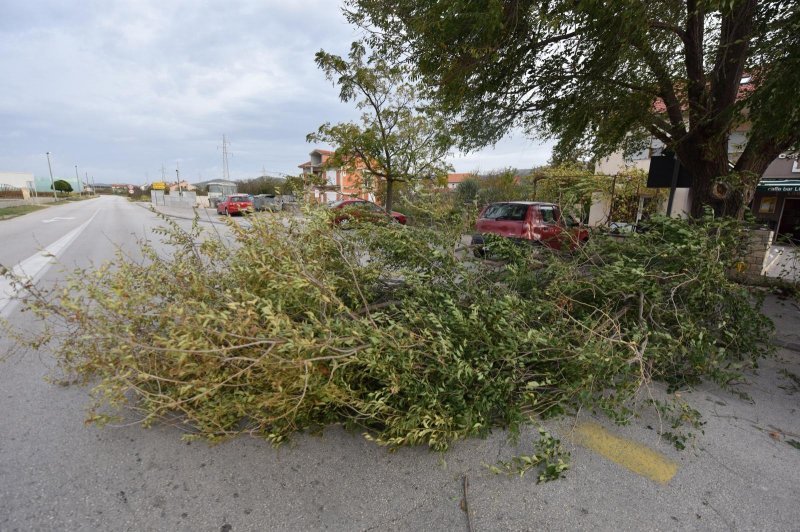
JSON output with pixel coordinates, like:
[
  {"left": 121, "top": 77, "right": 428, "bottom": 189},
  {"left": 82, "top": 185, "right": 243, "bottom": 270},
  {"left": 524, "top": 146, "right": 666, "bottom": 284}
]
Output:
[{"left": 46, "top": 152, "right": 58, "bottom": 200}]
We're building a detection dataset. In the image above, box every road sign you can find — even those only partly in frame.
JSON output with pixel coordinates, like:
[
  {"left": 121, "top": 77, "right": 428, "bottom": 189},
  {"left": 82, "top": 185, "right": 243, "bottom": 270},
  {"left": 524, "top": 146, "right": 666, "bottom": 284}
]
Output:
[{"left": 151, "top": 181, "right": 167, "bottom": 190}]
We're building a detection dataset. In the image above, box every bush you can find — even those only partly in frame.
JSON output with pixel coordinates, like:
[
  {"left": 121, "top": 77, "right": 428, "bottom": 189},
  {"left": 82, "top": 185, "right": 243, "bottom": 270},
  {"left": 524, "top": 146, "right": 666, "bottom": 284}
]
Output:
[{"left": 6, "top": 205, "right": 772, "bottom": 450}]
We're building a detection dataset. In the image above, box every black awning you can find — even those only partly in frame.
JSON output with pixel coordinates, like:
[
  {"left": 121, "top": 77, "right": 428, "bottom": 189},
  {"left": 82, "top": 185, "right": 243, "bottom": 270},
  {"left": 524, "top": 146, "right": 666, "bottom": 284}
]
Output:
[{"left": 756, "top": 179, "right": 800, "bottom": 193}]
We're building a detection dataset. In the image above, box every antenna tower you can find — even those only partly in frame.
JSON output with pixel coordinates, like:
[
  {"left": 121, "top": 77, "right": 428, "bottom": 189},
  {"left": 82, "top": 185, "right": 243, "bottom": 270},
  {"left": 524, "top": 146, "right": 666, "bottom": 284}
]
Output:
[{"left": 221, "top": 134, "right": 231, "bottom": 181}]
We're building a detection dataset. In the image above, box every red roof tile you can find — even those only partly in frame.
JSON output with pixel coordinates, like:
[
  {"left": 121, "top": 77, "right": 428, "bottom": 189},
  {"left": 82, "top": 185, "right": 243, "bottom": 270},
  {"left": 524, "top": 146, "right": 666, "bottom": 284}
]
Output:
[{"left": 447, "top": 173, "right": 472, "bottom": 184}]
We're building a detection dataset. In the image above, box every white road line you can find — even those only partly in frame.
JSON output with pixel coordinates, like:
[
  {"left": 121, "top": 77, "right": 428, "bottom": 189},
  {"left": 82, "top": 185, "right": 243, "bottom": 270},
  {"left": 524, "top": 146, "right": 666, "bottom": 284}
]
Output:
[
  {"left": 42, "top": 216, "right": 76, "bottom": 224},
  {"left": 0, "top": 210, "right": 99, "bottom": 317}
]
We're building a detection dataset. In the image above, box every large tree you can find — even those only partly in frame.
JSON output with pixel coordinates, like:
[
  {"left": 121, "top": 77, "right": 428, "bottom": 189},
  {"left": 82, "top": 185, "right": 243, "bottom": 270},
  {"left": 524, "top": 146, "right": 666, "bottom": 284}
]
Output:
[
  {"left": 346, "top": 0, "right": 800, "bottom": 217},
  {"left": 308, "top": 43, "right": 452, "bottom": 213}
]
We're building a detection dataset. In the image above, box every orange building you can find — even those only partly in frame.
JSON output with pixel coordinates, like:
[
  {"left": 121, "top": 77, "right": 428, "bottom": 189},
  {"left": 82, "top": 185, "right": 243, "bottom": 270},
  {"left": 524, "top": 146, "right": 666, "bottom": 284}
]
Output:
[{"left": 298, "top": 149, "right": 374, "bottom": 204}]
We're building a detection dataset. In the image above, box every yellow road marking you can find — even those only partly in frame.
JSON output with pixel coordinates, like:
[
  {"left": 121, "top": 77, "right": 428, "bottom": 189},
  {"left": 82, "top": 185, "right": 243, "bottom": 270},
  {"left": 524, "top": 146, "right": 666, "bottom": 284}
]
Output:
[{"left": 572, "top": 421, "right": 678, "bottom": 485}]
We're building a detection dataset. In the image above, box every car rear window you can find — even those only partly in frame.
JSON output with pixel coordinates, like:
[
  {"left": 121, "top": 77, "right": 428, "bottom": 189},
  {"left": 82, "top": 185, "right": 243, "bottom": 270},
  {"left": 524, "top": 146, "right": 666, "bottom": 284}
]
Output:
[
  {"left": 230, "top": 195, "right": 250, "bottom": 202},
  {"left": 538, "top": 205, "right": 561, "bottom": 223},
  {"left": 481, "top": 203, "right": 529, "bottom": 221}
]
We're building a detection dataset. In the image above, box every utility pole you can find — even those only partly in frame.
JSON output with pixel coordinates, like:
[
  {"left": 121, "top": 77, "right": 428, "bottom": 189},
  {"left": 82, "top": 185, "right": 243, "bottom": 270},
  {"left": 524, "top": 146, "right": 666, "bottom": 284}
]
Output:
[
  {"left": 666, "top": 152, "right": 681, "bottom": 217},
  {"left": 176, "top": 164, "right": 182, "bottom": 195},
  {"left": 75, "top": 165, "right": 80, "bottom": 196},
  {"left": 46, "top": 152, "right": 58, "bottom": 200}
]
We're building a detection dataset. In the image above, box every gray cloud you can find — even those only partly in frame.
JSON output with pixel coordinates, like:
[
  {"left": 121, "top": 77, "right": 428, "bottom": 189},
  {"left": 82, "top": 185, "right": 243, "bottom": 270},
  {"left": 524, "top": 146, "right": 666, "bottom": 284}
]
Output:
[{"left": 0, "top": 0, "right": 551, "bottom": 185}]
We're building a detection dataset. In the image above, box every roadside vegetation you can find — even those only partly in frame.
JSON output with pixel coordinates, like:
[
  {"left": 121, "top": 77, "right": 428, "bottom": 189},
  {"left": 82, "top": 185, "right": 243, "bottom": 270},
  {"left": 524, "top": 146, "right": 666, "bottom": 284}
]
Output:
[
  {"left": 6, "top": 196, "right": 772, "bottom": 453},
  {"left": 0, "top": 204, "right": 48, "bottom": 219}
]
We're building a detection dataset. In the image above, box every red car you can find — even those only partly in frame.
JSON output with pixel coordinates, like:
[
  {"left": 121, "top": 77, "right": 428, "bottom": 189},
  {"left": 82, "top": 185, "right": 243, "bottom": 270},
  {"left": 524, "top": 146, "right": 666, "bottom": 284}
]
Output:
[
  {"left": 330, "top": 199, "right": 407, "bottom": 226},
  {"left": 217, "top": 194, "right": 254, "bottom": 215},
  {"left": 472, "top": 201, "right": 588, "bottom": 252}
]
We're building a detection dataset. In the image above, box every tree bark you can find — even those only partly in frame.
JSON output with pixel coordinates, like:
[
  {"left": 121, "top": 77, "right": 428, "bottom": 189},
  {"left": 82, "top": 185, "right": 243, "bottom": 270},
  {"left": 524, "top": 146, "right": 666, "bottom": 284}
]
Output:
[
  {"left": 384, "top": 178, "right": 395, "bottom": 213},
  {"left": 685, "top": 137, "right": 787, "bottom": 219},
  {"left": 679, "top": 139, "right": 736, "bottom": 218}
]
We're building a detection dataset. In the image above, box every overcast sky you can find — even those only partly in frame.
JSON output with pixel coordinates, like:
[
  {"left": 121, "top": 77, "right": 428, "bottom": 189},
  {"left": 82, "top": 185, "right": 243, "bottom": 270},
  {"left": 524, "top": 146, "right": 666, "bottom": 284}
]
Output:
[{"left": 0, "top": 0, "right": 553, "bottom": 185}]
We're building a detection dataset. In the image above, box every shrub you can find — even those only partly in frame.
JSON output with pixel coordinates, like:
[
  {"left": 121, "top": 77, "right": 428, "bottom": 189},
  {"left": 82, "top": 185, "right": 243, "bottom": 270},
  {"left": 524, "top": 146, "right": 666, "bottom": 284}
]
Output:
[{"left": 6, "top": 205, "right": 772, "bottom": 450}]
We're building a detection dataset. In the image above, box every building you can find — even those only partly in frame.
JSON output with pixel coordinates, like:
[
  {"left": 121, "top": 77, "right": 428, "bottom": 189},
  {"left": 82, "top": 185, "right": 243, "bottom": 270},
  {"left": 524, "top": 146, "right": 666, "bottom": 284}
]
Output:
[
  {"left": 298, "top": 149, "right": 373, "bottom": 204},
  {"left": 590, "top": 124, "right": 755, "bottom": 226},
  {"left": 0, "top": 172, "right": 35, "bottom": 198},
  {"left": 167, "top": 180, "right": 196, "bottom": 193},
  {"left": 1, "top": 173, "right": 84, "bottom": 195},
  {"left": 750, "top": 154, "right": 800, "bottom": 241},
  {"left": 445, "top": 173, "right": 472, "bottom": 190}
]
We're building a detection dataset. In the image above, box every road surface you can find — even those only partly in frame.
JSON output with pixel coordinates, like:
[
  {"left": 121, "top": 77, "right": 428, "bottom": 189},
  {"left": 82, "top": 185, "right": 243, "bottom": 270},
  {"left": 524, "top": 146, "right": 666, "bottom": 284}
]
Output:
[{"left": 1, "top": 196, "right": 799, "bottom": 531}]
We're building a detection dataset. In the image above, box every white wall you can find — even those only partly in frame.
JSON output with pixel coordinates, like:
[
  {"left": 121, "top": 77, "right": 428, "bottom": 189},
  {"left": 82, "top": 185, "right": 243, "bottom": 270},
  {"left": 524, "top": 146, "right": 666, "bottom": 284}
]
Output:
[
  {"left": 596, "top": 152, "right": 691, "bottom": 218},
  {"left": 595, "top": 154, "right": 649, "bottom": 175},
  {"left": 588, "top": 192, "right": 610, "bottom": 226}
]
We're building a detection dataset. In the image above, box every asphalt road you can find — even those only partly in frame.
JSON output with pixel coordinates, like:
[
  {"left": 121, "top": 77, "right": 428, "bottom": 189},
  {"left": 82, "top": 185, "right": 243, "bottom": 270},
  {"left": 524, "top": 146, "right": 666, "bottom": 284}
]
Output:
[{"left": 1, "top": 195, "right": 799, "bottom": 531}]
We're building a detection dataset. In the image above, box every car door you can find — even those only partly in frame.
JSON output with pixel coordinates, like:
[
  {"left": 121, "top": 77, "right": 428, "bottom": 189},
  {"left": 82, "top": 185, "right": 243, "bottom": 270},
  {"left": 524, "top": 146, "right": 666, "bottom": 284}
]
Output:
[
  {"left": 476, "top": 203, "right": 528, "bottom": 238},
  {"left": 535, "top": 205, "right": 564, "bottom": 249}
]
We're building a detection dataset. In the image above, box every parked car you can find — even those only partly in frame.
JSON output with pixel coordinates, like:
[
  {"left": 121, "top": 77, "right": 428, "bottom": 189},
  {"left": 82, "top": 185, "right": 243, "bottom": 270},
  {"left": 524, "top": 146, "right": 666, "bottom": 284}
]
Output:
[
  {"left": 216, "top": 194, "right": 254, "bottom": 215},
  {"left": 253, "top": 194, "right": 282, "bottom": 212},
  {"left": 471, "top": 201, "right": 588, "bottom": 253},
  {"left": 330, "top": 199, "right": 407, "bottom": 226}
]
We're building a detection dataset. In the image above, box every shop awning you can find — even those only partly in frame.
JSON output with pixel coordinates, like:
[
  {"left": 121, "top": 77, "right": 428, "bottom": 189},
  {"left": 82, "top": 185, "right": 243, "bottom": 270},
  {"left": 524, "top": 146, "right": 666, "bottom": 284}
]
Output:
[{"left": 756, "top": 179, "right": 800, "bottom": 193}]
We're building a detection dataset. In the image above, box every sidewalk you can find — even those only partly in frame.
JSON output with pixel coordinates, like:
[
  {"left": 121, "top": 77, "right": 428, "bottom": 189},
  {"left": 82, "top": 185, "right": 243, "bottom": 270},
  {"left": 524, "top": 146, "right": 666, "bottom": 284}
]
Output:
[
  {"left": 763, "top": 291, "right": 800, "bottom": 351},
  {"left": 138, "top": 200, "right": 303, "bottom": 227},
  {"left": 764, "top": 244, "right": 800, "bottom": 282},
  {"left": 135, "top": 201, "right": 226, "bottom": 225}
]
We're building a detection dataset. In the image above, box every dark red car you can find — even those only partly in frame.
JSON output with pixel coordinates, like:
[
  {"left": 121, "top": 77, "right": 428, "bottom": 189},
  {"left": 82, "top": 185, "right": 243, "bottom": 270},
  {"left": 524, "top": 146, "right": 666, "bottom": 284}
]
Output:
[
  {"left": 330, "top": 199, "right": 407, "bottom": 226},
  {"left": 217, "top": 194, "right": 254, "bottom": 215},
  {"left": 472, "top": 201, "right": 588, "bottom": 252}
]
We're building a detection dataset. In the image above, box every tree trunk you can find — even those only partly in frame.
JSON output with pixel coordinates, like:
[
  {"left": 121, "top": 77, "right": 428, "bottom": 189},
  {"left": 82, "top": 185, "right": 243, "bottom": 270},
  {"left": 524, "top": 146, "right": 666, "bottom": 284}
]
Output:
[
  {"left": 680, "top": 139, "right": 741, "bottom": 218},
  {"left": 688, "top": 170, "right": 745, "bottom": 219},
  {"left": 687, "top": 136, "right": 787, "bottom": 219},
  {"left": 384, "top": 178, "right": 395, "bottom": 213}
]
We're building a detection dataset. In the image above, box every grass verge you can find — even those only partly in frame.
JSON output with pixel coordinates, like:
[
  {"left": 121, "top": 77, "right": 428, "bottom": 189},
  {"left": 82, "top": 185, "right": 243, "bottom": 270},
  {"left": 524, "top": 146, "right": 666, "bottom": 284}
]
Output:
[{"left": 0, "top": 204, "right": 48, "bottom": 219}]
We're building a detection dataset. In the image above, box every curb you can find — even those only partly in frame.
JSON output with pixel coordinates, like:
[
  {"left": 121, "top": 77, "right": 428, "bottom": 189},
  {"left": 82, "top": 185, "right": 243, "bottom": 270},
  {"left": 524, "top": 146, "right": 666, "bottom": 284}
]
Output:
[{"left": 133, "top": 202, "right": 228, "bottom": 226}]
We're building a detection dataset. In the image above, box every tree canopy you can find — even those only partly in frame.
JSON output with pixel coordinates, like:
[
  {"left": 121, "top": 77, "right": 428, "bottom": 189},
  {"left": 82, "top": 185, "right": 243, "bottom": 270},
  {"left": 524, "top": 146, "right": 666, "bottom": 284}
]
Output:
[
  {"left": 346, "top": 0, "right": 800, "bottom": 216},
  {"left": 308, "top": 42, "right": 452, "bottom": 212},
  {"left": 52, "top": 179, "right": 73, "bottom": 193}
]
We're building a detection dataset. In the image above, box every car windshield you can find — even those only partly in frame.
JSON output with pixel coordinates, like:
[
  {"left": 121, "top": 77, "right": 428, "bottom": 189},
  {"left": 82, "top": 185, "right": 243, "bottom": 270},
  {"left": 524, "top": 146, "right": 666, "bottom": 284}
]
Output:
[{"left": 481, "top": 203, "right": 528, "bottom": 221}]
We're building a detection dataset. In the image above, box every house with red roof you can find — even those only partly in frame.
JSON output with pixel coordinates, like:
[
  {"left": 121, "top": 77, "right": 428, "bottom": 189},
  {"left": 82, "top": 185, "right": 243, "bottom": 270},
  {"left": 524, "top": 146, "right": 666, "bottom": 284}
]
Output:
[
  {"left": 592, "top": 75, "right": 769, "bottom": 225},
  {"left": 298, "top": 149, "right": 373, "bottom": 204},
  {"left": 445, "top": 173, "right": 472, "bottom": 190}
]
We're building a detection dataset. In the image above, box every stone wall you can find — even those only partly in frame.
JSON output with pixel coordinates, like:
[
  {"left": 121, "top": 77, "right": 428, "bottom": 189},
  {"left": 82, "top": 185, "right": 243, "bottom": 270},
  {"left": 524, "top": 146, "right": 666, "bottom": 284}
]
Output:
[
  {"left": 737, "top": 228, "right": 773, "bottom": 278},
  {"left": 0, "top": 197, "right": 59, "bottom": 208}
]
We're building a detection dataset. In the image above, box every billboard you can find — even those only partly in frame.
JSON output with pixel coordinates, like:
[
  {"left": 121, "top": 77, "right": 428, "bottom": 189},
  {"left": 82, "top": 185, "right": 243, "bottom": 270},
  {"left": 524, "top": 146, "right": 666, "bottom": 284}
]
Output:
[{"left": 647, "top": 154, "right": 693, "bottom": 188}]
